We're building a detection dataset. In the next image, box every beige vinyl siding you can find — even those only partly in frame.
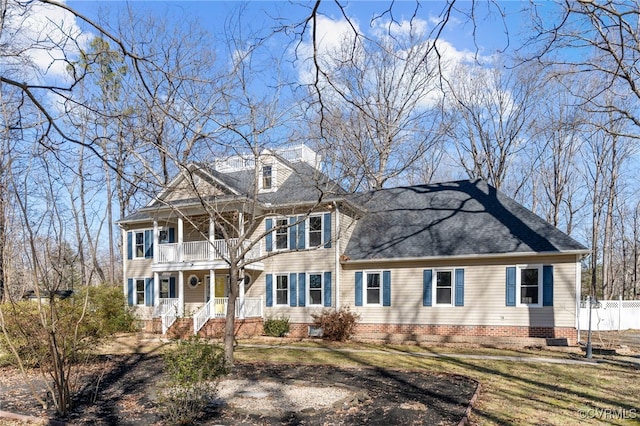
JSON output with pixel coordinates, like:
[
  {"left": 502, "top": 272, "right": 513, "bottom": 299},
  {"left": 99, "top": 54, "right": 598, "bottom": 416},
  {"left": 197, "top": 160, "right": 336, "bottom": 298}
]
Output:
[
  {"left": 250, "top": 211, "right": 338, "bottom": 323},
  {"left": 340, "top": 254, "right": 579, "bottom": 328}
]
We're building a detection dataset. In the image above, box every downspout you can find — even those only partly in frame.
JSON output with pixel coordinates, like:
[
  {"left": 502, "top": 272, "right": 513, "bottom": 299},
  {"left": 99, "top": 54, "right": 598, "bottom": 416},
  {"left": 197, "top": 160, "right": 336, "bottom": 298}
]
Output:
[{"left": 333, "top": 202, "right": 340, "bottom": 311}]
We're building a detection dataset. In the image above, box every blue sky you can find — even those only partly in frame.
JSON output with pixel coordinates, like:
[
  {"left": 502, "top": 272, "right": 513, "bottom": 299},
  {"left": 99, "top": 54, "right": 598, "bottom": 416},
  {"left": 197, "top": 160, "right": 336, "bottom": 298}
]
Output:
[{"left": 65, "top": 1, "right": 534, "bottom": 57}]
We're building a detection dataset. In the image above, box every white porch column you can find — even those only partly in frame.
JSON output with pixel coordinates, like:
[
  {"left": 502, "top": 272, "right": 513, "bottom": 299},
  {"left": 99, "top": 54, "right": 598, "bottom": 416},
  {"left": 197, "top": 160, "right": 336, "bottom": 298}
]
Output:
[
  {"left": 178, "top": 271, "right": 185, "bottom": 317},
  {"left": 153, "top": 272, "right": 160, "bottom": 309},
  {"left": 153, "top": 221, "right": 159, "bottom": 263},
  {"left": 238, "top": 269, "right": 246, "bottom": 319},
  {"left": 209, "top": 217, "right": 215, "bottom": 260},
  {"left": 177, "top": 217, "right": 184, "bottom": 262},
  {"left": 209, "top": 269, "right": 215, "bottom": 304}
]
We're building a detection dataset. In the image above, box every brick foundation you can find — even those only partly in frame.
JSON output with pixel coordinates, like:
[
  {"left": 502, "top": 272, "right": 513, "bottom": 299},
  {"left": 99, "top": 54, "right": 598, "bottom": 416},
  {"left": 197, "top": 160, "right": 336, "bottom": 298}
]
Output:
[
  {"left": 284, "top": 322, "right": 577, "bottom": 344},
  {"left": 146, "top": 318, "right": 577, "bottom": 345}
]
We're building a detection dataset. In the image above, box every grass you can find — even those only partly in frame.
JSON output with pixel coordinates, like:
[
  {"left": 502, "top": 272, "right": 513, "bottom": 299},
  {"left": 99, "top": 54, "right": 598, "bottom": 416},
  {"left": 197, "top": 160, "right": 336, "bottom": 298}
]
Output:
[{"left": 233, "top": 340, "right": 640, "bottom": 425}]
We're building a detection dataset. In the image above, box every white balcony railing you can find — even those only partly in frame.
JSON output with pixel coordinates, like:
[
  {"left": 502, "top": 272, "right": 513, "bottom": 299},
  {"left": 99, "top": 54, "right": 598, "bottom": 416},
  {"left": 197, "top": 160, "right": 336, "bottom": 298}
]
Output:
[
  {"left": 156, "top": 239, "right": 261, "bottom": 263},
  {"left": 153, "top": 298, "right": 180, "bottom": 317}
]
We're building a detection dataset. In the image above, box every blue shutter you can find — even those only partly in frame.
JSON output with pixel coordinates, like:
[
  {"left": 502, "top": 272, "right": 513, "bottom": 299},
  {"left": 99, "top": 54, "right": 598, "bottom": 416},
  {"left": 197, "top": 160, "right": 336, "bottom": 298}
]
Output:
[
  {"left": 169, "top": 277, "right": 176, "bottom": 298},
  {"left": 297, "top": 216, "right": 306, "bottom": 249},
  {"left": 324, "top": 272, "right": 332, "bottom": 307},
  {"left": 289, "top": 217, "right": 297, "bottom": 249},
  {"left": 289, "top": 273, "right": 297, "bottom": 307},
  {"left": 455, "top": 268, "right": 465, "bottom": 307},
  {"left": 168, "top": 227, "right": 175, "bottom": 243},
  {"left": 543, "top": 265, "right": 554, "bottom": 306},
  {"left": 265, "top": 219, "right": 273, "bottom": 252},
  {"left": 355, "top": 271, "right": 363, "bottom": 306},
  {"left": 266, "top": 274, "right": 273, "bottom": 307},
  {"left": 127, "top": 232, "right": 132, "bottom": 260},
  {"left": 145, "top": 278, "right": 153, "bottom": 306},
  {"left": 423, "top": 269, "right": 432, "bottom": 307},
  {"left": 323, "top": 212, "right": 332, "bottom": 248},
  {"left": 144, "top": 230, "right": 153, "bottom": 258},
  {"left": 127, "top": 278, "right": 134, "bottom": 305},
  {"left": 506, "top": 267, "right": 516, "bottom": 306},
  {"left": 298, "top": 273, "right": 306, "bottom": 307},
  {"left": 382, "top": 270, "right": 391, "bottom": 306}
]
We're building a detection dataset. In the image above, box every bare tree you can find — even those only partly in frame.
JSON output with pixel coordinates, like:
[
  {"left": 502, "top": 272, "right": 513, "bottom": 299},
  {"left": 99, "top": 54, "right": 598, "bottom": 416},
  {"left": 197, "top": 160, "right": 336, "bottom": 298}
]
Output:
[{"left": 442, "top": 58, "right": 544, "bottom": 192}]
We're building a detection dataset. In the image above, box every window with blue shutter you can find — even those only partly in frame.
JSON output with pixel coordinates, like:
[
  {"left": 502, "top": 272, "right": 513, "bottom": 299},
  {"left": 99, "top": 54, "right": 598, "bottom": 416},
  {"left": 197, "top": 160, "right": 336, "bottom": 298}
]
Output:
[
  {"left": 355, "top": 271, "right": 363, "bottom": 306},
  {"left": 423, "top": 269, "right": 432, "bottom": 307},
  {"left": 266, "top": 274, "right": 273, "bottom": 307},
  {"left": 323, "top": 212, "right": 332, "bottom": 248},
  {"left": 382, "top": 270, "right": 391, "bottom": 306},
  {"left": 127, "top": 278, "right": 134, "bottom": 305},
  {"left": 127, "top": 232, "right": 133, "bottom": 260},
  {"left": 169, "top": 277, "right": 176, "bottom": 298},
  {"left": 289, "top": 273, "right": 297, "bottom": 307},
  {"left": 145, "top": 278, "right": 153, "bottom": 306},
  {"left": 289, "top": 217, "right": 298, "bottom": 250},
  {"left": 506, "top": 267, "right": 516, "bottom": 306},
  {"left": 324, "top": 272, "right": 332, "bottom": 307},
  {"left": 298, "top": 273, "right": 306, "bottom": 307},
  {"left": 543, "top": 265, "right": 553, "bottom": 306},
  {"left": 265, "top": 219, "right": 273, "bottom": 252},
  {"left": 455, "top": 268, "right": 465, "bottom": 307},
  {"left": 144, "top": 230, "right": 153, "bottom": 258},
  {"left": 297, "top": 216, "right": 306, "bottom": 249}
]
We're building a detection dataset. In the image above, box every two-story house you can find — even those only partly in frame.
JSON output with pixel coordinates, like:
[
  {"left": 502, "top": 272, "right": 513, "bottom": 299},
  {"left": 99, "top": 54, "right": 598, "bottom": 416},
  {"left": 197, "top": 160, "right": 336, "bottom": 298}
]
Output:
[{"left": 118, "top": 145, "right": 588, "bottom": 343}]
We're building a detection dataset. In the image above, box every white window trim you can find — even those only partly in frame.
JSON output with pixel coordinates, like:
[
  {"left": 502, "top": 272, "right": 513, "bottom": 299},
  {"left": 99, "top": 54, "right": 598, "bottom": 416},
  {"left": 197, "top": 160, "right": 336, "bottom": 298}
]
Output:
[
  {"left": 434, "top": 269, "right": 454, "bottom": 307},
  {"left": 364, "top": 270, "right": 382, "bottom": 306},
  {"left": 260, "top": 163, "right": 277, "bottom": 192},
  {"left": 516, "top": 264, "right": 543, "bottom": 308},
  {"left": 274, "top": 274, "right": 289, "bottom": 306},
  {"left": 159, "top": 276, "right": 171, "bottom": 299},
  {"left": 134, "top": 278, "right": 145, "bottom": 305},
  {"left": 274, "top": 217, "right": 289, "bottom": 251},
  {"left": 307, "top": 272, "right": 324, "bottom": 306},
  {"left": 307, "top": 214, "right": 324, "bottom": 249},
  {"left": 132, "top": 230, "right": 148, "bottom": 260}
]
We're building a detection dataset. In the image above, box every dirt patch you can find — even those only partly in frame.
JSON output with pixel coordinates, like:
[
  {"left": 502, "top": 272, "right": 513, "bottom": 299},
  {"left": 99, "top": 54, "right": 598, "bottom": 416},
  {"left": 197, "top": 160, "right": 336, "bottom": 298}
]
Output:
[{"left": 0, "top": 355, "right": 478, "bottom": 425}]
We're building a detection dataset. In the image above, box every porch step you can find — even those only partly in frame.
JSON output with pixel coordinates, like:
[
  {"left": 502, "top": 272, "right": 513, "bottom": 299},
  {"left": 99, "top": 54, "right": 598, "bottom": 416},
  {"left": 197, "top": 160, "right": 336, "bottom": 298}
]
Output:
[{"left": 166, "top": 318, "right": 192, "bottom": 339}]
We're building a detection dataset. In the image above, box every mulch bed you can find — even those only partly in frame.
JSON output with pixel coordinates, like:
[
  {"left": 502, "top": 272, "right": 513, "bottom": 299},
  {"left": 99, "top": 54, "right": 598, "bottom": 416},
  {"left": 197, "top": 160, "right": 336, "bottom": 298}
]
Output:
[{"left": 0, "top": 354, "right": 478, "bottom": 425}]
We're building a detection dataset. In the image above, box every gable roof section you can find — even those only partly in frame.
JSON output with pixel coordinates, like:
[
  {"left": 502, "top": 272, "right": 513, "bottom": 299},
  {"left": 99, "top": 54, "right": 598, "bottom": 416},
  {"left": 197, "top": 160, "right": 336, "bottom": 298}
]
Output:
[{"left": 343, "top": 179, "right": 587, "bottom": 261}]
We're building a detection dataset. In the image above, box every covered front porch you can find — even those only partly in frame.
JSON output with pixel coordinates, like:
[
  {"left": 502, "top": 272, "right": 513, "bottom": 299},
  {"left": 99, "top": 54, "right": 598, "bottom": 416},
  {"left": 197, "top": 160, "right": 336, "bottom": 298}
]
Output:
[{"left": 151, "top": 268, "right": 263, "bottom": 335}]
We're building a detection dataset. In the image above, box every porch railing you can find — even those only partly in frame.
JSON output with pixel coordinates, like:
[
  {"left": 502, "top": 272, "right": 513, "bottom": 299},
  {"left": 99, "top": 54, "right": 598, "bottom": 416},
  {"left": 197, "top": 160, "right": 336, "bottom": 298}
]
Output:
[
  {"left": 156, "top": 239, "right": 261, "bottom": 263},
  {"left": 193, "top": 300, "right": 212, "bottom": 334},
  {"left": 191, "top": 297, "right": 264, "bottom": 334},
  {"left": 161, "top": 305, "right": 178, "bottom": 335},
  {"left": 153, "top": 298, "right": 179, "bottom": 318}
]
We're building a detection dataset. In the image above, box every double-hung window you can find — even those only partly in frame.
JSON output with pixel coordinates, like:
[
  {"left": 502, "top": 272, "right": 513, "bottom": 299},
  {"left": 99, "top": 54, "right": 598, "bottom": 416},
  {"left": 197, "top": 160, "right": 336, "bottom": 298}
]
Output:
[
  {"left": 366, "top": 271, "right": 381, "bottom": 305},
  {"left": 275, "top": 274, "right": 289, "bottom": 305},
  {"left": 519, "top": 265, "right": 542, "bottom": 306},
  {"left": 435, "top": 270, "right": 453, "bottom": 305},
  {"left": 308, "top": 216, "right": 323, "bottom": 248},
  {"left": 134, "top": 231, "right": 145, "bottom": 258},
  {"left": 262, "top": 165, "right": 273, "bottom": 190},
  {"left": 160, "top": 277, "right": 170, "bottom": 299},
  {"left": 135, "top": 278, "right": 145, "bottom": 305},
  {"left": 275, "top": 218, "right": 288, "bottom": 250},
  {"left": 308, "top": 273, "right": 323, "bottom": 305}
]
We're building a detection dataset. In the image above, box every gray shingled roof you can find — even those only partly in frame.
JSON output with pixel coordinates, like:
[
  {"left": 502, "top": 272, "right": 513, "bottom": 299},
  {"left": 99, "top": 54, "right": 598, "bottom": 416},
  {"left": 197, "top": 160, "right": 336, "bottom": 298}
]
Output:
[{"left": 343, "top": 179, "right": 587, "bottom": 260}]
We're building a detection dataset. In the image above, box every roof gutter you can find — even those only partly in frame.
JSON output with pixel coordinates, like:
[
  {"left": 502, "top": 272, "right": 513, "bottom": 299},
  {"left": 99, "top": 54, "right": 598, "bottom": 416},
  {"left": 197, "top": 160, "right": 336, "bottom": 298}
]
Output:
[{"left": 340, "top": 249, "right": 590, "bottom": 265}]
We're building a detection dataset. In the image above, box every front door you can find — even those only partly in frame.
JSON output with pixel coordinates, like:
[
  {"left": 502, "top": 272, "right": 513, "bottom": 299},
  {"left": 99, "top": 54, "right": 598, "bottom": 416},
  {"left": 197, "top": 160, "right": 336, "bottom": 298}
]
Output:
[{"left": 214, "top": 276, "right": 227, "bottom": 315}]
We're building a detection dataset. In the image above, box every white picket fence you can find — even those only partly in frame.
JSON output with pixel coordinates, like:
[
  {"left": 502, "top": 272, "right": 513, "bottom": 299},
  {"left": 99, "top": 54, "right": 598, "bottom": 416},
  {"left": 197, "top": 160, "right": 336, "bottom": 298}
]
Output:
[{"left": 578, "top": 298, "right": 640, "bottom": 331}]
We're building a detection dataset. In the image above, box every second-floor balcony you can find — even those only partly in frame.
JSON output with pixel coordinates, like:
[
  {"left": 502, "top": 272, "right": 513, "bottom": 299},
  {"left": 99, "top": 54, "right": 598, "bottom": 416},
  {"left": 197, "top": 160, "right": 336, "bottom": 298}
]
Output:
[{"left": 156, "top": 239, "right": 261, "bottom": 264}]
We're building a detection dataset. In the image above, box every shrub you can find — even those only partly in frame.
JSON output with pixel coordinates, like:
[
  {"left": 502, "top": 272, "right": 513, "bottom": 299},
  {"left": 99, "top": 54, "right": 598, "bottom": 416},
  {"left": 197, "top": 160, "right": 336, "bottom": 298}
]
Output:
[
  {"left": 263, "top": 315, "right": 290, "bottom": 337},
  {"left": 311, "top": 306, "right": 360, "bottom": 341},
  {"left": 159, "top": 337, "right": 227, "bottom": 424},
  {"left": 83, "top": 284, "right": 137, "bottom": 335}
]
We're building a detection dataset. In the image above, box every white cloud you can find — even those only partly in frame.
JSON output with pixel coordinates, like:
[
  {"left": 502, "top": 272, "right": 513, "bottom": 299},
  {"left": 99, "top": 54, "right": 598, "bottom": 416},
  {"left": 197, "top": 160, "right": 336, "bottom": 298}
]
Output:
[{"left": 1, "top": 0, "right": 93, "bottom": 83}]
